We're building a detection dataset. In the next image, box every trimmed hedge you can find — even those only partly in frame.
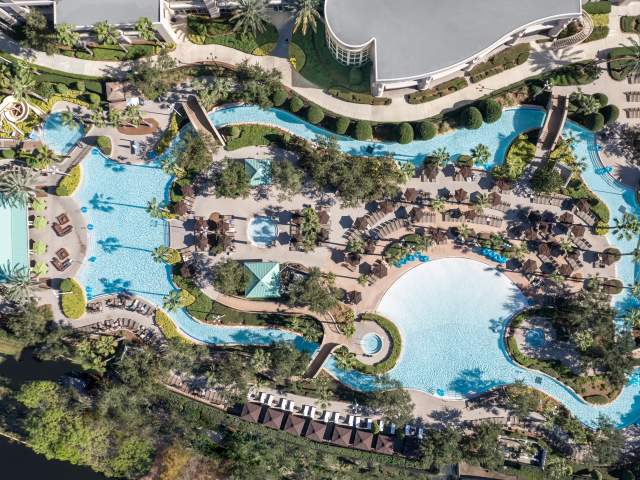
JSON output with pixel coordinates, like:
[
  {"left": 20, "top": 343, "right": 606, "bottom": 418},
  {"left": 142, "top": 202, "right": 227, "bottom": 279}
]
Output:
[
  {"left": 290, "top": 96, "right": 304, "bottom": 112},
  {"left": 600, "top": 104, "right": 619, "bottom": 124},
  {"left": 354, "top": 120, "right": 372, "bottom": 140},
  {"left": 469, "top": 43, "right": 530, "bottom": 83},
  {"left": 593, "top": 92, "right": 608, "bottom": 107},
  {"left": 608, "top": 47, "right": 635, "bottom": 81},
  {"left": 460, "top": 106, "right": 483, "bottom": 129},
  {"left": 335, "top": 117, "right": 350, "bottom": 135},
  {"left": 326, "top": 88, "right": 391, "bottom": 105},
  {"left": 96, "top": 136, "right": 111, "bottom": 155},
  {"left": 56, "top": 165, "right": 81, "bottom": 196},
  {"left": 621, "top": 15, "right": 640, "bottom": 33},
  {"left": 479, "top": 98, "right": 502, "bottom": 123},
  {"left": 585, "top": 26, "right": 609, "bottom": 43},
  {"left": 585, "top": 112, "right": 605, "bottom": 132},
  {"left": 349, "top": 313, "right": 402, "bottom": 375},
  {"left": 397, "top": 122, "right": 414, "bottom": 144},
  {"left": 155, "top": 309, "right": 189, "bottom": 342},
  {"left": 416, "top": 120, "right": 437, "bottom": 140},
  {"left": 307, "top": 105, "right": 325, "bottom": 124},
  {"left": 156, "top": 112, "right": 179, "bottom": 155},
  {"left": 60, "top": 278, "right": 86, "bottom": 320},
  {"left": 272, "top": 89, "right": 288, "bottom": 107},
  {"left": 405, "top": 77, "right": 468, "bottom": 104},
  {"left": 583, "top": 1, "right": 611, "bottom": 15}
]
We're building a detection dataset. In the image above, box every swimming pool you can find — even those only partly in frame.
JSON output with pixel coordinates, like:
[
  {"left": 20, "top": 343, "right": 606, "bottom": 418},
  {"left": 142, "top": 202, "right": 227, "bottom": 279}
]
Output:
[
  {"left": 361, "top": 333, "right": 383, "bottom": 355},
  {"left": 247, "top": 215, "right": 278, "bottom": 247},
  {"left": 31, "top": 112, "right": 84, "bottom": 156},
  {"left": 525, "top": 328, "right": 546, "bottom": 349}
]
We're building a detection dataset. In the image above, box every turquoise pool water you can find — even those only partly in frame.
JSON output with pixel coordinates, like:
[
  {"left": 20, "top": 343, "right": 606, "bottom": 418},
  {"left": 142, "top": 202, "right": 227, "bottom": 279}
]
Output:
[
  {"left": 49, "top": 103, "right": 638, "bottom": 428},
  {"left": 31, "top": 112, "right": 84, "bottom": 156},
  {"left": 247, "top": 215, "right": 278, "bottom": 247},
  {"left": 361, "top": 333, "right": 383, "bottom": 355}
]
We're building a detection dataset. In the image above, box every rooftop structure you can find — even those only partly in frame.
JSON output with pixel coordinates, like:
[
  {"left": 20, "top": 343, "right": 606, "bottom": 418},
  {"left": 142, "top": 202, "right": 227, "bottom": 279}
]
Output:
[
  {"left": 55, "top": 0, "right": 161, "bottom": 26},
  {"left": 0, "top": 200, "right": 29, "bottom": 276},
  {"left": 244, "top": 158, "right": 272, "bottom": 187},
  {"left": 324, "top": 0, "right": 582, "bottom": 95},
  {"left": 244, "top": 261, "right": 281, "bottom": 298}
]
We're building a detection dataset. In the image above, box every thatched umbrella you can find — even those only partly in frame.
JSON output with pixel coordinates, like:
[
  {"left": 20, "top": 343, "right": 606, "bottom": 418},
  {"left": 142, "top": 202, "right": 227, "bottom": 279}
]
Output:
[
  {"left": 496, "top": 179, "right": 513, "bottom": 191},
  {"left": 410, "top": 207, "right": 425, "bottom": 222},
  {"left": 463, "top": 209, "right": 477, "bottom": 220},
  {"left": 195, "top": 217, "right": 208, "bottom": 231},
  {"left": 318, "top": 209, "right": 330, "bottom": 225},
  {"left": 602, "top": 247, "right": 621, "bottom": 266},
  {"left": 454, "top": 188, "right": 468, "bottom": 204},
  {"left": 346, "top": 290, "right": 362, "bottom": 304},
  {"left": 180, "top": 263, "right": 193, "bottom": 279},
  {"left": 347, "top": 252, "right": 361, "bottom": 266},
  {"left": 570, "top": 225, "right": 585, "bottom": 237},
  {"left": 477, "top": 231, "right": 492, "bottom": 241},
  {"left": 524, "top": 228, "right": 538, "bottom": 241},
  {"left": 354, "top": 216, "right": 369, "bottom": 230},
  {"left": 559, "top": 212, "right": 574, "bottom": 225},
  {"left": 523, "top": 259, "right": 538, "bottom": 274},
  {"left": 372, "top": 261, "right": 388, "bottom": 278},
  {"left": 424, "top": 164, "right": 438, "bottom": 181},
  {"left": 575, "top": 199, "right": 590, "bottom": 213},
  {"left": 196, "top": 235, "right": 209, "bottom": 251},
  {"left": 174, "top": 201, "right": 188, "bottom": 216},
  {"left": 559, "top": 263, "right": 574, "bottom": 277},
  {"left": 182, "top": 184, "right": 195, "bottom": 197},
  {"left": 603, "top": 278, "right": 623, "bottom": 295},
  {"left": 404, "top": 188, "right": 418, "bottom": 203},
  {"left": 488, "top": 191, "right": 501, "bottom": 206},
  {"left": 459, "top": 166, "right": 473, "bottom": 180},
  {"left": 364, "top": 240, "right": 376, "bottom": 255},
  {"left": 379, "top": 200, "right": 395, "bottom": 214},
  {"left": 538, "top": 242, "right": 551, "bottom": 256}
]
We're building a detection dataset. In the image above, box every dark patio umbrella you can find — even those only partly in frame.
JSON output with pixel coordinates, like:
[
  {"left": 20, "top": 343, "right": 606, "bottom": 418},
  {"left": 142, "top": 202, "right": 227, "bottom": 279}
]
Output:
[
  {"left": 195, "top": 217, "right": 208, "bottom": 231},
  {"left": 181, "top": 184, "right": 195, "bottom": 197},
  {"left": 454, "top": 188, "right": 468, "bottom": 203},
  {"left": 424, "top": 164, "right": 438, "bottom": 180},
  {"left": 379, "top": 200, "right": 395, "bottom": 214},
  {"left": 459, "top": 166, "right": 473, "bottom": 179},
  {"left": 404, "top": 188, "right": 418, "bottom": 203},
  {"left": 528, "top": 210, "right": 542, "bottom": 225},
  {"left": 524, "top": 227, "right": 538, "bottom": 241},
  {"left": 570, "top": 225, "right": 585, "bottom": 237},
  {"left": 488, "top": 192, "right": 501, "bottom": 206},
  {"left": 523, "top": 259, "right": 538, "bottom": 274}
]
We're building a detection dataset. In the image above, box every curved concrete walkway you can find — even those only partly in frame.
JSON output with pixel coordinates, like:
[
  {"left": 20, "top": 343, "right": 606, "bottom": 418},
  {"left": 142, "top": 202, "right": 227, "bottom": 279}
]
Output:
[{"left": 0, "top": 3, "right": 637, "bottom": 122}]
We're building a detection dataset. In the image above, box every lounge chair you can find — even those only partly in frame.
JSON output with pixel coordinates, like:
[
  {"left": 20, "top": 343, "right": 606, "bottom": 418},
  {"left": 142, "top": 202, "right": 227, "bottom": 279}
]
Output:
[
  {"left": 56, "top": 247, "right": 69, "bottom": 260},
  {"left": 52, "top": 223, "right": 73, "bottom": 237},
  {"left": 51, "top": 257, "right": 71, "bottom": 272},
  {"left": 56, "top": 213, "right": 70, "bottom": 225}
]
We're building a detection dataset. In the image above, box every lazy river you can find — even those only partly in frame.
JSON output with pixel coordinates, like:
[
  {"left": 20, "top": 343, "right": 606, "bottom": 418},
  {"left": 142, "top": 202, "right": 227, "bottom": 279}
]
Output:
[{"left": 65, "top": 105, "right": 640, "bottom": 428}]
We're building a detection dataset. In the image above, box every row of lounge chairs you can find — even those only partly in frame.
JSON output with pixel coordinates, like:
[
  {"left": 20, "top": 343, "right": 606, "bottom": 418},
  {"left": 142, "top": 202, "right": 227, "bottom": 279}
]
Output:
[
  {"left": 531, "top": 194, "right": 565, "bottom": 207},
  {"left": 574, "top": 209, "right": 597, "bottom": 227},
  {"left": 625, "top": 108, "right": 640, "bottom": 119},
  {"left": 628, "top": 74, "right": 640, "bottom": 84},
  {"left": 105, "top": 296, "right": 155, "bottom": 316},
  {"left": 472, "top": 215, "right": 503, "bottom": 228},
  {"left": 572, "top": 236, "right": 593, "bottom": 251},
  {"left": 626, "top": 91, "right": 640, "bottom": 102},
  {"left": 488, "top": 201, "right": 512, "bottom": 213},
  {"left": 370, "top": 218, "right": 410, "bottom": 240},
  {"left": 77, "top": 318, "right": 164, "bottom": 346},
  {"left": 165, "top": 373, "right": 226, "bottom": 405}
]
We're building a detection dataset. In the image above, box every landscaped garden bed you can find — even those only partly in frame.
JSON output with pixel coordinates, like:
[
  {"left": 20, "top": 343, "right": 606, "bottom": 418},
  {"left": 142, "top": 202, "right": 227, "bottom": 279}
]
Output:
[
  {"left": 621, "top": 15, "right": 640, "bottom": 33},
  {"left": 608, "top": 47, "right": 636, "bottom": 81},
  {"left": 405, "top": 77, "right": 468, "bottom": 104},
  {"left": 468, "top": 43, "right": 530, "bottom": 83},
  {"left": 61, "top": 42, "right": 160, "bottom": 61},
  {"left": 187, "top": 15, "right": 278, "bottom": 55},
  {"left": 59, "top": 278, "right": 87, "bottom": 320}
]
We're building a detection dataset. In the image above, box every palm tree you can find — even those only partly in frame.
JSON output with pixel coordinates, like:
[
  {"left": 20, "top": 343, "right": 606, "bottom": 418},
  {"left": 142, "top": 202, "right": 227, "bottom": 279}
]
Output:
[
  {"left": 124, "top": 104, "right": 143, "bottom": 127},
  {"left": 470, "top": 144, "right": 491, "bottom": 167},
  {"left": 430, "top": 196, "right": 446, "bottom": 213},
  {"left": 431, "top": 147, "right": 450, "bottom": 168},
  {"left": 151, "top": 245, "right": 170, "bottom": 263},
  {"left": 107, "top": 108, "right": 123, "bottom": 127},
  {"left": 570, "top": 157, "right": 588, "bottom": 176},
  {"left": 162, "top": 289, "right": 182, "bottom": 312},
  {"left": 0, "top": 167, "right": 38, "bottom": 207},
  {"left": 12, "top": 62, "right": 36, "bottom": 102},
  {"left": 135, "top": 17, "right": 156, "bottom": 42},
  {"left": 88, "top": 107, "right": 106, "bottom": 127},
  {"left": 60, "top": 108, "right": 77, "bottom": 128},
  {"left": 0, "top": 262, "right": 37, "bottom": 306},
  {"left": 33, "top": 145, "right": 59, "bottom": 169},
  {"left": 333, "top": 348, "right": 356, "bottom": 370},
  {"left": 473, "top": 193, "right": 490, "bottom": 214},
  {"left": 293, "top": 0, "right": 320, "bottom": 35},
  {"left": 612, "top": 212, "right": 640, "bottom": 240},
  {"left": 0, "top": 63, "right": 11, "bottom": 91},
  {"left": 611, "top": 38, "right": 640, "bottom": 79},
  {"left": 458, "top": 223, "right": 472, "bottom": 242},
  {"left": 146, "top": 197, "right": 166, "bottom": 219},
  {"left": 93, "top": 21, "right": 120, "bottom": 46},
  {"left": 231, "top": 0, "right": 269, "bottom": 37},
  {"left": 508, "top": 242, "right": 528, "bottom": 262},
  {"left": 625, "top": 308, "right": 640, "bottom": 328},
  {"left": 559, "top": 239, "right": 574, "bottom": 256},
  {"left": 56, "top": 23, "right": 80, "bottom": 48}
]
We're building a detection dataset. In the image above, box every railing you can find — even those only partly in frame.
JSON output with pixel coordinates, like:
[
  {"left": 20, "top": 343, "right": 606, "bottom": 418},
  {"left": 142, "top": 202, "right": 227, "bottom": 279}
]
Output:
[{"left": 550, "top": 13, "right": 594, "bottom": 50}]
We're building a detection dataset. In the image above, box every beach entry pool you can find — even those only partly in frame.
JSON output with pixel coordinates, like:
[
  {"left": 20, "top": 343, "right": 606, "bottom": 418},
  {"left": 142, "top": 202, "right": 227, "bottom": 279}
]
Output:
[
  {"left": 361, "top": 333, "right": 383, "bottom": 355},
  {"left": 32, "top": 111, "right": 84, "bottom": 155},
  {"left": 247, "top": 215, "right": 278, "bottom": 247}
]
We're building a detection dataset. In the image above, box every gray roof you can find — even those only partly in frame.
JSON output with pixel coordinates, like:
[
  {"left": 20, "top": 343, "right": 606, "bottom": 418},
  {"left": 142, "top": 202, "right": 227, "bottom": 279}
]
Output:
[
  {"left": 325, "top": 0, "right": 582, "bottom": 82},
  {"left": 55, "top": 0, "right": 160, "bottom": 27}
]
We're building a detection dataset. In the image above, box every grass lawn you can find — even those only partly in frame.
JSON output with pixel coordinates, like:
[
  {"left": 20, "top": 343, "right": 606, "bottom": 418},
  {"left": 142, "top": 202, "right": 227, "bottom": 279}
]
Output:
[
  {"left": 225, "top": 124, "right": 284, "bottom": 150},
  {"left": 62, "top": 44, "right": 159, "bottom": 61},
  {"left": 291, "top": 22, "right": 370, "bottom": 94},
  {"left": 187, "top": 15, "right": 278, "bottom": 55}
]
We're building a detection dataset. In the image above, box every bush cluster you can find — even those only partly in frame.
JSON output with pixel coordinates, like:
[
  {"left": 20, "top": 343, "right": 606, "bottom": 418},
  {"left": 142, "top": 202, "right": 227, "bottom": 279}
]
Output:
[
  {"left": 416, "top": 120, "right": 437, "bottom": 140},
  {"left": 405, "top": 77, "right": 468, "bottom": 104},
  {"left": 335, "top": 117, "right": 350, "bottom": 135},
  {"left": 460, "top": 106, "right": 483, "bottom": 129},
  {"left": 397, "top": 122, "right": 413, "bottom": 144},
  {"left": 154, "top": 309, "right": 187, "bottom": 342},
  {"left": 306, "top": 105, "right": 324, "bottom": 124},
  {"left": 621, "top": 15, "right": 640, "bottom": 33},
  {"left": 478, "top": 98, "right": 502, "bottom": 123},
  {"left": 326, "top": 88, "right": 391, "bottom": 105},
  {"left": 583, "top": 1, "right": 611, "bottom": 15},
  {"left": 354, "top": 120, "right": 372, "bottom": 140},
  {"left": 469, "top": 43, "right": 530, "bottom": 83},
  {"left": 60, "top": 278, "right": 86, "bottom": 320},
  {"left": 56, "top": 165, "right": 81, "bottom": 196},
  {"left": 272, "top": 89, "right": 288, "bottom": 107},
  {"left": 96, "top": 136, "right": 111, "bottom": 155},
  {"left": 289, "top": 96, "right": 304, "bottom": 112}
]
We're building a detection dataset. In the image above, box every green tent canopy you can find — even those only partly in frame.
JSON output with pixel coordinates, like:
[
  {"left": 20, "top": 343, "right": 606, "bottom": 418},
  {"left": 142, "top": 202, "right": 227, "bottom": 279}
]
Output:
[
  {"left": 244, "top": 158, "right": 272, "bottom": 187},
  {"left": 244, "top": 261, "right": 280, "bottom": 298}
]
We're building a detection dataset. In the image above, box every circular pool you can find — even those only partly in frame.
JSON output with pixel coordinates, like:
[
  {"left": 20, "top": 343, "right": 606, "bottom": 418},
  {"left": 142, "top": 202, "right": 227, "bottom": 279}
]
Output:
[
  {"left": 361, "top": 333, "right": 383, "bottom": 355},
  {"left": 525, "top": 327, "right": 546, "bottom": 348},
  {"left": 247, "top": 216, "right": 278, "bottom": 247}
]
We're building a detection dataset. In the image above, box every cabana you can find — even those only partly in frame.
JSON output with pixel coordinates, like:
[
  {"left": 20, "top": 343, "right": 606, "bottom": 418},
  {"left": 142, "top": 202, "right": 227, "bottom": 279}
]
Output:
[
  {"left": 522, "top": 259, "right": 538, "bottom": 274},
  {"left": 353, "top": 429, "right": 373, "bottom": 450},
  {"left": 240, "top": 402, "right": 263, "bottom": 423},
  {"left": 262, "top": 408, "right": 285, "bottom": 430},
  {"left": 374, "top": 434, "right": 395, "bottom": 455},
  {"left": 331, "top": 425, "right": 353, "bottom": 447},
  {"left": 372, "top": 261, "right": 388, "bottom": 279},
  {"left": 305, "top": 420, "right": 328, "bottom": 442},
  {"left": 283, "top": 414, "right": 306, "bottom": 435}
]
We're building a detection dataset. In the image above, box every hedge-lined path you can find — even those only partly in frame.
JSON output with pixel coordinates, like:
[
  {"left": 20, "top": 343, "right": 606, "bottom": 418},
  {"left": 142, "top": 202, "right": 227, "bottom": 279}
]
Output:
[{"left": 0, "top": 3, "right": 638, "bottom": 122}]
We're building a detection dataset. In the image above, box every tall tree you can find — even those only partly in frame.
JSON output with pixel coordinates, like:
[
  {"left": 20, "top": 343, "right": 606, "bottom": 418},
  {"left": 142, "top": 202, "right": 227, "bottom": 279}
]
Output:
[
  {"left": 55, "top": 23, "right": 80, "bottom": 47},
  {"left": 135, "top": 17, "right": 156, "bottom": 42},
  {"left": 231, "top": 0, "right": 269, "bottom": 37},
  {"left": 0, "top": 167, "right": 38, "bottom": 207},
  {"left": 293, "top": 0, "right": 321, "bottom": 35},
  {"left": 0, "top": 261, "right": 38, "bottom": 307}
]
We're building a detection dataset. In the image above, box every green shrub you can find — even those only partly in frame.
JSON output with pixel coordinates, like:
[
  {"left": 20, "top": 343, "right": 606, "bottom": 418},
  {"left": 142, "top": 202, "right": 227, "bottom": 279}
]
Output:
[
  {"left": 416, "top": 120, "right": 437, "bottom": 140},
  {"left": 621, "top": 16, "right": 639, "bottom": 33},
  {"left": 460, "top": 106, "right": 483, "bottom": 129},
  {"left": 55, "top": 83, "right": 69, "bottom": 94},
  {"left": 585, "top": 26, "right": 609, "bottom": 43},
  {"left": 60, "top": 278, "right": 86, "bottom": 320},
  {"left": 397, "top": 122, "right": 414, "bottom": 144},
  {"left": 86, "top": 92, "right": 101, "bottom": 105},
  {"left": 354, "top": 120, "right": 372, "bottom": 141},
  {"left": 326, "top": 88, "right": 391, "bottom": 105},
  {"left": 156, "top": 113, "right": 179, "bottom": 155},
  {"left": 405, "top": 77, "right": 468, "bottom": 104},
  {"left": 585, "top": 112, "right": 605, "bottom": 131},
  {"left": 592, "top": 92, "right": 608, "bottom": 107},
  {"left": 155, "top": 309, "right": 189, "bottom": 342},
  {"left": 600, "top": 104, "right": 619, "bottom": 124},
  {"left": 348, "top": 67, "right": 363, "bottom": 86},
  {"left": 608, "top": 47, "right": 636, "bottom": 81},
  {"left": 55, "top": 165, "right": 81, "bottom": 196},
  {"left": 1, "top": 149, "right": 15, "bottom": 159},
  {"left": 35, "top": 82, "right": 55, "bottom": 98},
  {"left": 583, "top": 1, "right": 611, "bottom": 15},
  {"left": 272, "top": 89, "right": 288, "bottom": 107},
  {"left": 469, "top": 43, "right": 530, "bottom": 83},
  {"left": 584, "top": 394, "right": 609, "bottom": 405},
  {"left": 591, "top": 469, "right": 603, "bottom": 480},
  {"left": 289, "top": 96, "right": 304, "bottom": 113},
  {"left": 336, "top": 117, "right": 350, "bottom": 135},
  {"left": 228, "top": 125, "right": 241, "bottom": 138},
  {"left": 479, "top": 98, "right": 502, "bottom": 123},
  {"left": 96, "top": 136, "right": 111, "bottom": 155},
  {"left": 74, "top": 80, "right": 85, "bottom": 92},
  {"left": 307, "top": 105, "right": 324, "bottom": 124}
]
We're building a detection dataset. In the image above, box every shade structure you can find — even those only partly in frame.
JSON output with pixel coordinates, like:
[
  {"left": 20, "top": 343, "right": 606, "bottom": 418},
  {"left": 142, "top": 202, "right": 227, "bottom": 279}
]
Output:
[
  {"left": 602, "top": 248, "right": 620, "bottom": 266},
  {"left": 196, "top": 235, "right": 209, "bottom": 251},
  {"left": 240, "top": 402, "right": 263, "bottom": 423},
  {"left": 244, "top": 262, "right": 281, "bottom": 298},
  {"left": 379, "top": 200, "right": 395, "bottom": 214},
  {"left": 559, "top": 211, "right": 574, "bottom": 224},
  {"left": 353, "top": 429, "right": 374, "bottom": 450},
  {"left": 537, "top": 242, "right": 551, "bottom": 256},
  {"left": 174, "top": 201, "right": 188, "bottom": 216},
  {"left": 463, "top": 209, "right": 477, "bottom": 220},
  {"left": 318, "top": 209, "right": 330, "bottom": 225},
  {"left": 181, "top": 184, "right": 195, "bottom": 197},
  {"left": 410, "top": 206, "right": 425, "bottom": 222},
  {"left": 262, "top": 408, "right": 285, "bottom": 430},
  {"left": 522, "top": 259, "right": 538, "bottom": 274},
  {"left": 559, "top": 263, "right": 574, "bottom": 277},
  {"left": 195, "top": 217, "right": 208, "bottom": 231},
  {"left": 354, "top": 216, "right": 369, "bottom": 230},
  {"left": 423, "top": 164, "right": 438, "bottom": 180},
  {"left": 454, "top": 188, "right": 468, "bottom": 203},
  {"left": 404, "top": 187, "right": 418, "bottom": 203},
  {"left": 346, "top": 290, "right": 362, "bottom": 304},
  {"left": 489, "top": 191, "right": 501, "bottom": 206},
  {"left": 523, "top": 227, "right": 538, "bottom": 241},
  {"left": 374, "top": 434, "right": 395, "bottom": 455},
  {"left": 364, "top": 240, "right": 376, "bottom": 254},
  {"left": 283, "top": 414, "right": 306, "bottom": 435},
  {"left": 570, "top": 225, "right": 585, "bottom": 237},
  {"left": 496, "top": 179, "right": 512, "bottom": 191},
  {"left": 458, "top": 166, "right": 472, "bottom": 179},
  {"left": 372, "top": 261, "right": 388, "bottom": 278},
  {"left": 305, "top": 420, "right": 327, "bottom": 442},
  {"left": 331, "top": 425, "right": 353, "bottom": 447},
  {"left": 347, "top": 252, "right": 361, "bottom": 266},
  {"left": 575, "top": 198, "right": 590, "bottom": 212},
  {"left": 603, "top": 278, "right": 623, "bottom": 295}
]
